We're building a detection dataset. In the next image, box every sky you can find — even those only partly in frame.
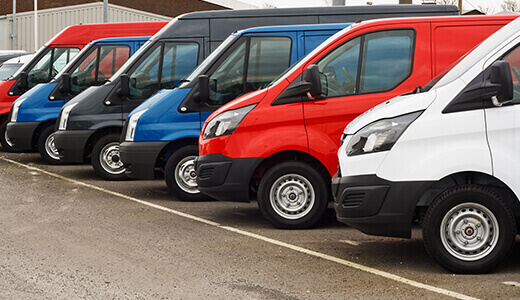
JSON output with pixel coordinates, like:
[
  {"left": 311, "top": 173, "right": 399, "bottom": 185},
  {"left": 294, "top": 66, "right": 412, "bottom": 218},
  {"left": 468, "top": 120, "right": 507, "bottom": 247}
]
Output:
[{"left": 242, "top": 0, "right": 506, "bottom": 14}]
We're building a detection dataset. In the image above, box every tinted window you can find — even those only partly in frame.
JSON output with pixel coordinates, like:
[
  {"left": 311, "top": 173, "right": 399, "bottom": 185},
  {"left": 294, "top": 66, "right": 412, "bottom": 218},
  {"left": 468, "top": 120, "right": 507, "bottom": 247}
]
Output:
[
  {"left": 209, "top": 36, "right": 292, "bottom": 105},
  {"left": 129, "top": 41, "right": 199, "bottom": 99},
  {"left": 503, "top": 45, "right": 520, "bottom": 103},
  {"left": 27, "top": 47, "right": 79, "bottom": 89},
  {"left": 70, "top": 45, "right": 130, "bottom": 94},
  {"left": 317, "top": 30, "right": 414, "bottom": 98}
]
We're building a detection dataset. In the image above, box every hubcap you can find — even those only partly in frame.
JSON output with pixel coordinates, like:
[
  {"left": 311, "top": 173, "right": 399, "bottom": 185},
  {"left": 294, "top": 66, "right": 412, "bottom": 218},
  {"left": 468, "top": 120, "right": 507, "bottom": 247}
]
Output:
[
  {"left": 4, "top": 131, "right": 13, "bottom": 147},
  {"left": 45, "top": 133, "right": 59, "bottom": 160},
  {"left": 440, "top": 202, "right": 499, "bottom": 261},
  {"left": 174, "top": 156, "right": 199, "bottom": 194},
  {"left": 99, "top": 142, "right": 124, "bottom": 175},
  {"left": 269, "top": 174, "right": 315, "bottom": 220}
]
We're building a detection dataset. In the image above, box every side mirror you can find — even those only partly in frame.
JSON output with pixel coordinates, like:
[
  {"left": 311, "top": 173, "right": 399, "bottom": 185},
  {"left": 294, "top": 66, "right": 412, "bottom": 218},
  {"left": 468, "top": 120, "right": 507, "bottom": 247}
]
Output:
[
  {"left": 19, "top": 72, "right": 28, "bottom": 90},
  {"left": 61, "top": 73, "right": 71, "bottom": 93},
  {"left": 120, "top": 74, "right": 130, "bottom": 97},
  {"left": 303, "top": 64, "right": 322, "bottom": 99},
  {"left": 489, "top": 60, "right": 513, "bottom": 106},
  {"left": 197, "top": 75, "right": 209, "bottom": 103}
]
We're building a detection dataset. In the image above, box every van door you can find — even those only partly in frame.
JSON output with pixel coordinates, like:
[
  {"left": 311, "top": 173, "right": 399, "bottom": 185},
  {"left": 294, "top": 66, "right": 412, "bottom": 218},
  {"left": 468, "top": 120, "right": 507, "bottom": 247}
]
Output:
[
  {"left": 121, "top": 38, "right": 204, "bottom": 117},
  {"left": 303, "top": 27, "right": 425, "bottom": 173},
  {"left": 485, "top": 41, "right": 520, "bottom": 198}
]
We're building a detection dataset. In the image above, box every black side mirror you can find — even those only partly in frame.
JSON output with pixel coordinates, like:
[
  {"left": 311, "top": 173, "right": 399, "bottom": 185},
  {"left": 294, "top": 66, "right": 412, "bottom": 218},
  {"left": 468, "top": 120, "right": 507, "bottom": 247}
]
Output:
[
  {"left": 489, "top": 60, "right": 513, "bottom": 106},
  {"left": 303, "top": 64, "right": 322, "bottom": 99},
  {"left": 120, "top": 74, "right": 130, "bottom": 97},
  {"left": 61, "top": 73, "right": 71, "bottom": 93},
  {"left": 197, "top": 75, "right": 209, "bottom": 103},
  {"left": 19, "top": 72, "right": 28, "bottom": 90}
]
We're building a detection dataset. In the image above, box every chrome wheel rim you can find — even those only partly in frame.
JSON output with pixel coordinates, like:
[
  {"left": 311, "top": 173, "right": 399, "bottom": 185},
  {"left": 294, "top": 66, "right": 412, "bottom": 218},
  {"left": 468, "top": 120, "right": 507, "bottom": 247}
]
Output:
[
  {"left": 269, "top": 174, "right": 315, "bottom": 220},
  {"left": 440, "top": 202, "right": 499, "bottom": 261},
  {"left": 99, "top": 142, "right": 124, "bottom": 175},
  {"left": 45, "top": 132, "right": 59, "bottom": 160},
  {"left": 4, "top": 130, "right": 13, "bottom": 147},
  {"left": 174, "top": 156, "right": 199, "bottom": 194}
]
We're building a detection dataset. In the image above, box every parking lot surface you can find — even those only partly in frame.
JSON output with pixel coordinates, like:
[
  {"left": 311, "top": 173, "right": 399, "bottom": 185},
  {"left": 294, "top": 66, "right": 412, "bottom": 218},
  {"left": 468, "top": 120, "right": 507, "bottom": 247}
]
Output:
[{"left": 1, "top": 151, "right": 519, "bottom": 299}]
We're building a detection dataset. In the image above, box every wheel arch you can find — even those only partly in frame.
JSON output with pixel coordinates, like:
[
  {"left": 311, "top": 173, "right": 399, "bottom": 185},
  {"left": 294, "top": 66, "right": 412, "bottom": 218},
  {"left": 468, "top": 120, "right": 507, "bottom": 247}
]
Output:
[
  {"left": 33, "top": 119, "right": 57, "bottom": 149},
  {"left": 250, "top": 150, "right": 331, "bottom": 194},
  {"left": 414, "top": 171, "right": 520, "bottom": 224},
  {"left": 156, "top": 137, "right": 198, "bottom": 169},
  {"left": 84, "top": 126, "right": 122, "bottom": 160}
]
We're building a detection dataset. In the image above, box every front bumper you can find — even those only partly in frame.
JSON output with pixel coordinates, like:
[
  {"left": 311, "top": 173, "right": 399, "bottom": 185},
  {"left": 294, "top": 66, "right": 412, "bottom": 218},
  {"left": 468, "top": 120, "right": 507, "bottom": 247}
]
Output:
[
  {"left": 6, "top": 121, "right": 40, "bottom": 151},
  {"left": 53, "top": 129, "right": 93, "bottom": 163},
  {"left": 196, "top": 153, "right": 263, "bottom": 202},
  {"left": 332, "top": 173, "right": 433, "bottom": 238},
  {"left": 119, "top": 141, "right": 169, "bottom": 180}
]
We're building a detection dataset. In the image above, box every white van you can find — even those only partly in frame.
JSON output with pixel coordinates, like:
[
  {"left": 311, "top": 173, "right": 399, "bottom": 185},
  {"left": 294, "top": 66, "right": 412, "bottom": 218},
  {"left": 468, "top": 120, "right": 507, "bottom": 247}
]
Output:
[{"left": 333, "top": 16, "right": 520, "bottom": 273}]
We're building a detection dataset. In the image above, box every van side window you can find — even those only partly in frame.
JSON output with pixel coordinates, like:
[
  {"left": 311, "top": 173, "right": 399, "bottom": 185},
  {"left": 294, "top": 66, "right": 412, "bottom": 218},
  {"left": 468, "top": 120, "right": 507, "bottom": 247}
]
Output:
[
  {"left": 27, "top": 47, "right": 79, "bottom": 89},
  {"left": 129, "top": 41, "right": 199, "bottom": 99},
  {"left": 317, "top": 29, "right": 414, "bottom": 97},
  {"left": 70, "top": 45, "right": 130, "bottom": 94},
  {"left": 208, "top": 36, "right": 291, "bottom": 105},
  {"left": 503, "top": 45, "right": 520, "bottom": 103}
]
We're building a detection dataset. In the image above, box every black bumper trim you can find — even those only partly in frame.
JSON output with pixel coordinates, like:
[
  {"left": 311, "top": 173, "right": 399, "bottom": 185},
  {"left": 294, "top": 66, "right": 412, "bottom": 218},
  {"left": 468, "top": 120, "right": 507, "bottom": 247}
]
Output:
[
  {"left": 332, "top": 173, "right": 434, "bottom": 238},
  {"left": 119, "top": 141, "right": 169, "bottom": 180},
  {"left": 196, "top": 153, "right": 264, "bottom": 203},
  {"left": 53, "top": 129, "right": 93, "bottom": 163},
  {"left": 6, "top": 121, "right": 40, "bottom": 151}
]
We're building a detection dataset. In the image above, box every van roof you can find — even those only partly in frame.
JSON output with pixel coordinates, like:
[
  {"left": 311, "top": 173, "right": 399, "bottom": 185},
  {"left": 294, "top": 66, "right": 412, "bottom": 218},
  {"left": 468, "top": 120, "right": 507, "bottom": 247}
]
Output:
[
  {"left": 154, "top": 5, "right": 458, "bottom": 41},
  {"left": 235, "top": 23, "right": 351, "bottom": 35},
  {"left": 45, "top": 21, "right": 167, "bottom": 47},
  {"left": 178, "top": 5, "right": 458, "bottom": 19}
]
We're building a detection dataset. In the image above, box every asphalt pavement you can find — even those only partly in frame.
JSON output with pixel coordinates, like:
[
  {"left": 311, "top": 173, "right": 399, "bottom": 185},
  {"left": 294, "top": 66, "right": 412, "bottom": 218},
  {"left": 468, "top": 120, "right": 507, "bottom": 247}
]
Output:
[{"left": 1, "top": 151, "right": 519, "bottom": 299}]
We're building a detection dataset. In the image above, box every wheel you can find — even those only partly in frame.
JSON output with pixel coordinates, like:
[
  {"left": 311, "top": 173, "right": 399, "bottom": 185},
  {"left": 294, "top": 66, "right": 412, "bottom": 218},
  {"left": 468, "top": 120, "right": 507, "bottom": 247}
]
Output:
[
  {"left": 0, "top": 122, "right": 15, "bottom": 152},
  {"left": 422, "top": 185, "right": 516, "bottom": 274},
  {"left": 257, "top": 161, "right": 329, "bottom": 229},
  {"left": 91, "top": 134, "right": 127, "bottom": 181},
  {"left": 164, "top": 145, "right": 209, "bottom": 201},
  {"left": 38, "top": 125, "right": 61, "bottom": 164}
]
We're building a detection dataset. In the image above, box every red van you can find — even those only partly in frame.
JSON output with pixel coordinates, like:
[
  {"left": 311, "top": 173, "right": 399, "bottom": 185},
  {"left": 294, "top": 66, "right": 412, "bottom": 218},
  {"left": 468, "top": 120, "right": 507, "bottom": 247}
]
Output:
[
  {"left": 0, "top": 21, "right": 167, "bottom": 149},
  {"left": 196, "top": 15, "right": 518, "bottom": 229}
]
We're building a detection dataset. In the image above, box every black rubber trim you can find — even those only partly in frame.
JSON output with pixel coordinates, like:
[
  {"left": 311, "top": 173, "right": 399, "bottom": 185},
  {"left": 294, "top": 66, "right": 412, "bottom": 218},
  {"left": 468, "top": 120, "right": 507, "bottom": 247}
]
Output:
[
  {"left": 119, "top": 141, "right": 169, "bottom": 180},
  {"left": 53, "top": 129, "right": 93, "bottom": 163},
  {"left": 6, "top": 121, "right": 40, "bottom": 151},
  {"left": 332, "top": 173, "right": 434, "bottom": 238},
  {"left": 195, "top": 153, "right": 264, "bottom": 202}
]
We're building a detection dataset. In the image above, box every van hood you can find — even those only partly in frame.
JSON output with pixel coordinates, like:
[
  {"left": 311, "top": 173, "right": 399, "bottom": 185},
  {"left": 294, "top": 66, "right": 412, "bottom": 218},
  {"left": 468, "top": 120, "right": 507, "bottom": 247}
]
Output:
[
  {"left": 345, "top": 90, "right": 436, "bottom": 135},
  {"left": 206, "top": 88, "right": 268, "bottom": 123}
]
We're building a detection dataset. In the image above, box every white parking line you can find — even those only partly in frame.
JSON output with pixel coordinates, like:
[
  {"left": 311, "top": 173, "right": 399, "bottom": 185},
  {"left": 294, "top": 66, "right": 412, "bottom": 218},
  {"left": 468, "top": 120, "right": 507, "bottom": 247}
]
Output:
[
  {"left": 2, "top": 157, "right": 479, "bottom": 300},
  {"left": 339, "top": 239, "right": 360, "bottom": 246},
  {"left": 503, "top": 281, "right": 520, "bottom": 287}
]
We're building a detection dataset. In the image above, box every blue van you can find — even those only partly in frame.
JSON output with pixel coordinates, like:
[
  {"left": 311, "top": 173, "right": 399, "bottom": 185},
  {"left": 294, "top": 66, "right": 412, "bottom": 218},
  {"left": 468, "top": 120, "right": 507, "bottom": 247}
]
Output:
[
  {"left": 7, "top": 36, "right": 150, "bottom": 163},
  {"left": 119, "top": 24, "right": 349, "bottom": 201}
]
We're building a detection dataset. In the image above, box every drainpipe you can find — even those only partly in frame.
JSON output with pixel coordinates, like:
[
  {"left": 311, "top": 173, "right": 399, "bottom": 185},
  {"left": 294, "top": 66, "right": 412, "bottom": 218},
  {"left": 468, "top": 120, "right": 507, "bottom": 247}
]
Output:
[{"left": 11, "top": 0, "right": 16, "bottom": 50}]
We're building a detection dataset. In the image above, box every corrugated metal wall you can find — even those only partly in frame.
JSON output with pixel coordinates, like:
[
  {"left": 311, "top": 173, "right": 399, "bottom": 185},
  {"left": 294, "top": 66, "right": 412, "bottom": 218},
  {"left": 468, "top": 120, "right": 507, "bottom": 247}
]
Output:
[{"left": 0, "top": 2, "right": 171, "bottom": 51}]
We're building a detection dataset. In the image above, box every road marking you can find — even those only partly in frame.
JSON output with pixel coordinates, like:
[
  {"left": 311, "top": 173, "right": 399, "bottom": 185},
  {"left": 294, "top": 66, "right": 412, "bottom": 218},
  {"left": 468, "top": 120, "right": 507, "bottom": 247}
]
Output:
[
  {"left": 503, "top": 281, "right": 520, "bottom": 287},
  {"left": 2, "top": 157, "right": 479, "bottom": 300},
  {"left": 339, "top": 239, "right": 360, "bottom": 246}
]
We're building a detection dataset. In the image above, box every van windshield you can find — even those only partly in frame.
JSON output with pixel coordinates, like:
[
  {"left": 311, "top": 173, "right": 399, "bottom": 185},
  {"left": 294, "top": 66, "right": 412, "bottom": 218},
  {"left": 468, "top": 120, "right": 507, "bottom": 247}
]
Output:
[
  {"left": 179, "top": 34, "right": 238, "bottom": 88},
  {"left": 54, "top": 42, "right": 96, "bottom": 81}
]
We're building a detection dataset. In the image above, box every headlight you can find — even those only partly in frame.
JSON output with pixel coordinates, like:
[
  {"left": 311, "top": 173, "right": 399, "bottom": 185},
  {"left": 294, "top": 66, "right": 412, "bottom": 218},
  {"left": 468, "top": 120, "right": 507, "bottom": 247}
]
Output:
[
  {"left": 203, "top": 104, "right": 256, "bottom": 140},
  {"left": 346, "top": 111, "right": 422, "bottom": 156},
  {"left": 125, "top": 109, "right": 148, "bottom": 141},
  {"left": 58, "top": 102, "right": 78, "bottom": 130},
  {"left": 10, "top": 97, "right": 27, "bottom": 122}
]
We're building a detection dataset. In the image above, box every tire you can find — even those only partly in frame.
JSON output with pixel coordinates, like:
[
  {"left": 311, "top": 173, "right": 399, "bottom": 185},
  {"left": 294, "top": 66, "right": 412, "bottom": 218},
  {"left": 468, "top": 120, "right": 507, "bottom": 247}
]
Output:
[
  {"left": 91, "top": 133, "right": 127, "bottom": 181},
  {"left": 257, "top": 161, "right": 329, "bottom": 229},
  {"left": 38, "top": 125, "right": 61, "bottom": 164},
  {"left": 0, "top": 122, "right": 15, "bottom": 152},
  {"left": 164, "top": 145, "right": 209, "bottom": 201},
  {"left": 422, "top": 184, "right": 516, "bottom": 274}
]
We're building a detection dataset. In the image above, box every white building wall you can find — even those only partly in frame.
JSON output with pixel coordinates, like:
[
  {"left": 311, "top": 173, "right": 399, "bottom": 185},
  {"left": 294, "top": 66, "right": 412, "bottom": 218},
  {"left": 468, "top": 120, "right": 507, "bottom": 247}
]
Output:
[{"left": 0, "top": 2, "right": 171, "bottom": 51}]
